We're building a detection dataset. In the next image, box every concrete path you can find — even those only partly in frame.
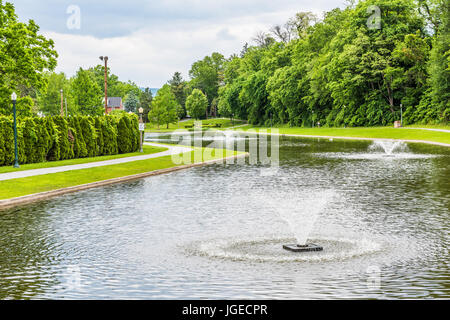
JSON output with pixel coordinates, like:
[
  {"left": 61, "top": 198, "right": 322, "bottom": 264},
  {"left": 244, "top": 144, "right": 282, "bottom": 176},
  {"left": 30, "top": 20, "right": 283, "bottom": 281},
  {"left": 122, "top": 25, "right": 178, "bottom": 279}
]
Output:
[
  {"left": 402, "top": 127, "right": 450, "bottom": 133},
  {"left": 0, "top": 143, "right": 192, "bottom": 182}
]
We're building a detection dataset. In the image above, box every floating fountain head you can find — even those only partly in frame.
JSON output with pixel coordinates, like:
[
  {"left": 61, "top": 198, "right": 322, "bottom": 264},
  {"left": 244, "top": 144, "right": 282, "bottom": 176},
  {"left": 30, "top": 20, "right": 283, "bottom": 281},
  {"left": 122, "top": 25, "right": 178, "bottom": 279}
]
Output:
[
  {"left": 263, "top": 190, "right": 334, "bottom": 253},
  {"left": 282, "top": 243, "right": 323, "bottom": 252}
]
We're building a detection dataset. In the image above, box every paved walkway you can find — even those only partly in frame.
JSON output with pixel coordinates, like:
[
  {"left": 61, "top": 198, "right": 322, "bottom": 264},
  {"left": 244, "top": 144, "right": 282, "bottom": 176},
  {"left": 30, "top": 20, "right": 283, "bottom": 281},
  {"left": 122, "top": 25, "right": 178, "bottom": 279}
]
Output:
[
  {"left": 402, "top": 127, "right": 450, "bottom": 133},
  {"left": 0, "top": 143, "right": 192, "bottom": 182},
  {"left": 226, "top": 124, "right": 249, "bottom": 130}
]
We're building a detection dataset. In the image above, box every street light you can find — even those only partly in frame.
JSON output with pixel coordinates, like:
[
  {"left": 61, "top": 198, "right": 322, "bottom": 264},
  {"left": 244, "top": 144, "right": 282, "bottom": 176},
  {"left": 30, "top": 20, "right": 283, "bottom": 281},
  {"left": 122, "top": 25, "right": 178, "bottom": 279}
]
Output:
[
  {"left": 11, "top": 92, "right": 19, "bottom": 168},
  {"left": 400, "top": 103, "right": 403, "bottom": 127},
  {"left": 99, "top": 56, "right": 109, "bottom": 115},
  {"left": 138, "top": 107, "right": 144, "bottom": 153}
]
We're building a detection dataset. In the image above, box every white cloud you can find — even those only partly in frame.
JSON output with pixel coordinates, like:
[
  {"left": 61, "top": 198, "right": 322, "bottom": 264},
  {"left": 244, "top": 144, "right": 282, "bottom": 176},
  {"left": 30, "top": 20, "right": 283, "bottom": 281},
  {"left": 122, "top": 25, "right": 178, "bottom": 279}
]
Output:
[{"left": 41, "top": 1, "right": 345, "bottom": 88}]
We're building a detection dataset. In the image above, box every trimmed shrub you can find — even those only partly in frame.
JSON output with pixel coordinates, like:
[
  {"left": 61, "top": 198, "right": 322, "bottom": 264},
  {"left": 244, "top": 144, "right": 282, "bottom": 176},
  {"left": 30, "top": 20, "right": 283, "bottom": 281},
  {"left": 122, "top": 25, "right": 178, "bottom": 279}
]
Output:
[
  {"left": 80, "top": 117, "right": 97, "bottom": 157},
  {"left": 103, "top": 116, "right": 118, "bottom": 155},
  {"left": 46, "top": 117, "right": 60, "bottom": 161},
  {"left": 52, "top": 116, "right": 73, "bottom": 160},
  {"left": 117, "top": 115, "right": 132, "bottom": 154},
  {"left": 0, "top": 117, "right": 14, "bottom": 165},
  {"left": 22, "top": 118, "right": 38, "bottom": 163},
  {"left": 0, "top": 113, "right": 139, "bottom": 166},
  {"left": 94, "top": 117, "right": 104, "bottom": 156},
  {"left": 34, "top": 118, "right": 51, "bottom": 163}
]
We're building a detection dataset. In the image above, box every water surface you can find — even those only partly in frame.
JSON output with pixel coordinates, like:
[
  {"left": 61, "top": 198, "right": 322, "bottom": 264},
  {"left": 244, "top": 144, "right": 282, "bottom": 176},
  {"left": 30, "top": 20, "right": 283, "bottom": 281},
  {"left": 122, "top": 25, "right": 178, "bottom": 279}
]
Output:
[{"left": 0, "top": 133, "right": 448, "bottom": 299}]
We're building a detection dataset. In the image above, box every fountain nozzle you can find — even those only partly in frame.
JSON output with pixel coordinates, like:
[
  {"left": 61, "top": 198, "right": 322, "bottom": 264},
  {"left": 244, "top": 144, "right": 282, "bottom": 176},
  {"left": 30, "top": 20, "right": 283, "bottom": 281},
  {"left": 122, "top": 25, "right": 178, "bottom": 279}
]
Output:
[{"left": 283, "top": 243, "right": 323, "bottom": 252}]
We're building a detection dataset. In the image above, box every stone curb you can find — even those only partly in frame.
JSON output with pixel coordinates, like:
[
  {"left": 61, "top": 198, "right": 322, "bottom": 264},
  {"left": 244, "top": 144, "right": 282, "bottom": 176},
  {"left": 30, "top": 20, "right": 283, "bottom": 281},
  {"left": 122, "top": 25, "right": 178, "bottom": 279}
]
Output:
[{"left": 0, "top": 153, "right": 248, "bottom": 211}]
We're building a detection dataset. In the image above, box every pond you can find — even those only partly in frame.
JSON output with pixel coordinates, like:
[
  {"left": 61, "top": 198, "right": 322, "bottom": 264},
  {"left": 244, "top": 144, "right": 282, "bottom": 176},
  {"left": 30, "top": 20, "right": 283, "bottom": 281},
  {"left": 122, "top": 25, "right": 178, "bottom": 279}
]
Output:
[{"left": 0, "top": 132, "right": 448, "bottom": 299}]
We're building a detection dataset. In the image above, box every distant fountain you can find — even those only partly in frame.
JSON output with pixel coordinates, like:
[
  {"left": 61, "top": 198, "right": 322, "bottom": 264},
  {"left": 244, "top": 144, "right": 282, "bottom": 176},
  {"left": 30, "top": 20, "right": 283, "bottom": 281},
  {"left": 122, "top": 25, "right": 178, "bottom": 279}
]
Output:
[
  {"left": 368, "top": 140, "right": 408, "bottom": 156},
  {"left": 317, "top": 139, "right": 435, "bottom": 161},
  {"left": 223, "top": 130, "right": 234, "bottom": 139}
]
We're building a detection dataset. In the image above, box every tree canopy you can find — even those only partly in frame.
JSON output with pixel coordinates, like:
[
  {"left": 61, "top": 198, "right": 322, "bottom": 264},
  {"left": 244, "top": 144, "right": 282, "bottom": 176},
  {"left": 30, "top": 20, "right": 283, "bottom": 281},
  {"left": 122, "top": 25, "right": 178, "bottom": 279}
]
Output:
[
  {"left": 148, "top": 84, "right": 178, "bottom": 129},
  {"left": 183, "top": 0, "right": 449, "bottom": 126},
  {"left": 186, "top": 89, "right": 208, "bottom": 120},
  {"left": 0, "top": 1, "right": 57, "bottom": 115}
]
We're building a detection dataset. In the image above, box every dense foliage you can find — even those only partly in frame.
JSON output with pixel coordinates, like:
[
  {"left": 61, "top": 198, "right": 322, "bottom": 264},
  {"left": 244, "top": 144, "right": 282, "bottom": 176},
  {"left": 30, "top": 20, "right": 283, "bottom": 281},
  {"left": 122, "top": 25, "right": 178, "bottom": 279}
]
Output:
[
  {"left": 148, "top": 85, "right": 179, "bottom": 129},
  {"left": 186, "top": 89, "right": 208, "bottom": 119},
  {"left": 183, "top": 0, "right": 449, "bottom": 126},
  {"left": 0, "top": 114, "right": 139, "bottom": 166},
  {"left": 0, "top": 1, "right": 57, "bottom": 115},
  {"left": 0, "top": 2, "right": 151, "bottom": 118}
]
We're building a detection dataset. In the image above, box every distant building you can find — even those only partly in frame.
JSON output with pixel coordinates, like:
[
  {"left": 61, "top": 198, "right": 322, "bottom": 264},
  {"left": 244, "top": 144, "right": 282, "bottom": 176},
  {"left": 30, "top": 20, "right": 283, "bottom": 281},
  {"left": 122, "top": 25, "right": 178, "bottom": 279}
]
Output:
[{"left": 105, "top": 97, "right": 123, "bottom": 113}]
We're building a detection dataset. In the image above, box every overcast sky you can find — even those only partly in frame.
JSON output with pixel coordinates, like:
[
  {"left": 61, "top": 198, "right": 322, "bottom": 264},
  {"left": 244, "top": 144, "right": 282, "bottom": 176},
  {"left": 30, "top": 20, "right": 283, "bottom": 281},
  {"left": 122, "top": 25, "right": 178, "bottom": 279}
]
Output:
[{"left": 13, "top": 0, "right": 345, "bottom": 88}]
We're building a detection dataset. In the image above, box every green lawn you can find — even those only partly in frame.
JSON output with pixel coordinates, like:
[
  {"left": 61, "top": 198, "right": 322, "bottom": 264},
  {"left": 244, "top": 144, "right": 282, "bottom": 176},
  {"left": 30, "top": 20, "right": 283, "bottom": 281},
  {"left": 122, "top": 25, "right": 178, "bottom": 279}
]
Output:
[
  {"left": 232, "top": 126, "right": 450, "bottom": 145},
  {"left": 0, "top": 145, "right": 168, "bottom": 174},
  {"left": 0, "top": 147, "right": 243, "bottom": 200},
  {"left": 145, "top": 118, "right": 246, "bottom": 132}
]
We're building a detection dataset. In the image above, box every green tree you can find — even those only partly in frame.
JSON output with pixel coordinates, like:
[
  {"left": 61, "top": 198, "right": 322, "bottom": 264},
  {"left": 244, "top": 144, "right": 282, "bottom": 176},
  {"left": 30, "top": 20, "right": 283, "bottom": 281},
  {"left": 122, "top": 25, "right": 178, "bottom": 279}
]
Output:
[
  {"left": 168, "top": 72, "right": 188, "bottom": 118},
  {"left": 71, "top": 68, "right": 103, "bottom": 116},
  {"left": 186, "top": 89, "right": 208, "bottom": 120},
  {"left": 148, "top": 84, "right": 178, "bottom": 129},
  {"left": 0, "top": 1, "right": 57, "bottom": 115},
  {"left": 89, "top": 65, "right": 141, "bottom": 99},
  {"left": 426, "top": 0, "right": 450, "bottom": 122},
  {"left": 38, "top": 72, "right": 77, "bottom": 116},
  {"left": 124, "top": 91, "right": 140, "bottom": 113},
  {"left": 139, "top": 88, "right": 153, "bottom": 122},
  {"left": 189, "top": 52, "right": 225, "bottom": 107}
]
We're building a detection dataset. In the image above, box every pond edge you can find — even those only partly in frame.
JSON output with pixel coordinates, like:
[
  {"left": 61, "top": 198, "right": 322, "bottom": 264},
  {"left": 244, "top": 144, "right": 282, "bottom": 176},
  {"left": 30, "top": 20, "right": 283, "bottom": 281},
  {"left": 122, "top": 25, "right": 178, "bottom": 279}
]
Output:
[{"left": 0, "top": 153, "right": 248, "bottom": 211}]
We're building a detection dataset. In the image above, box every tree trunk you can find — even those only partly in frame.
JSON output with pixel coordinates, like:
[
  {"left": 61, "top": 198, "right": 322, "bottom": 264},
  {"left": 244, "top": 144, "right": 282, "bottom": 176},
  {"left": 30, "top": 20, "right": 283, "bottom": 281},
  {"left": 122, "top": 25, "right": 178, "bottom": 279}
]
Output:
[{"left": 386, "top": 79, "right": 395, "bottom": 114}]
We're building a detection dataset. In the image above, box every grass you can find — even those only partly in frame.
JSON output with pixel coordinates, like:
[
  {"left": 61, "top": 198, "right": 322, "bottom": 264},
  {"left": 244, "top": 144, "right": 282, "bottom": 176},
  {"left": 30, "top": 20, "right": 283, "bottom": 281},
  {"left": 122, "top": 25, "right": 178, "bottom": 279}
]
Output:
[
  {"left": 232, "top": 125, "right": 450, "bottom": 145},
  {"left": 145, "top": 118, "right": 246, "bottom": 132},
  {"left": 0, "top": 147, "right": 243, "bottom": 200},
  {"left": 0, "top": 145, "right": 168, "bottom": 174}
]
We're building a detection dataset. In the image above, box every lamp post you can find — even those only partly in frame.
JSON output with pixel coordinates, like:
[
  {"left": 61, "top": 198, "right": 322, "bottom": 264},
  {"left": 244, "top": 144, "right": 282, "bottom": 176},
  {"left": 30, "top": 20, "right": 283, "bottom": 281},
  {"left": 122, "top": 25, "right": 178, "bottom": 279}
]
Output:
[
  {"left": 138, "top": 107, "right": 144, "bottom": 153},
  {"left": 400, "top": 104, "right": 403, "bottom": 127},
  {"left": 99, "top": 56, "right": 109, "bottom": 115},
  {"left": 11, "top": 92, "right": 19, "bottom": 168},
  {"left": 60, "top": 89, "right": 64, "bottom": 116}
]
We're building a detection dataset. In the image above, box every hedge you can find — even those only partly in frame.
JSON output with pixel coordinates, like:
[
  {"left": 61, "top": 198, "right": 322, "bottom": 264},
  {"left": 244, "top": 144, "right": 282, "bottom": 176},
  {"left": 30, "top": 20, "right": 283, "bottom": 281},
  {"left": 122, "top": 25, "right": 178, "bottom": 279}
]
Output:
[{"left": 0, "top": 114, "right": 140, "bottom": 166}]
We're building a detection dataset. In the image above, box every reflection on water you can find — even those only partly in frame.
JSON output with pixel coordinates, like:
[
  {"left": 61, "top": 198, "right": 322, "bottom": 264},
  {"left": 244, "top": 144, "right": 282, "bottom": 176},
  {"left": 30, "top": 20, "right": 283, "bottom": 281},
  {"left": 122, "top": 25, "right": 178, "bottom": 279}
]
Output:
[{"left": 0, "top": 134, "right": 449, "bottom": 299}]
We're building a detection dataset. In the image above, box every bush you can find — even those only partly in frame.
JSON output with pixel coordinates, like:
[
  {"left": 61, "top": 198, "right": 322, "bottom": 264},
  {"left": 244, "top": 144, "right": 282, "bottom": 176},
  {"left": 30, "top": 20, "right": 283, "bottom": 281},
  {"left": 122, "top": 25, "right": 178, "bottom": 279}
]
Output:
[
  {"left": 103, "top": 116, "right": 119, "bottom": 155},
  {"left": 80, "top": 117, "right": 97, "bottom": 157},
  {"left": 117, "top": 115, "right": 132, "bottom": 154},
  {"left": 52, "top": 116, "right": 73, "bottom": 160},
  {"left": 0, "top": 117, "right": 14, "bottom": 165},
  {"left": 0, "top": 113, "right": 140, "bottom": 166},
  {"left": 68, "top": 116, "right": 86, "bottom": 159}
]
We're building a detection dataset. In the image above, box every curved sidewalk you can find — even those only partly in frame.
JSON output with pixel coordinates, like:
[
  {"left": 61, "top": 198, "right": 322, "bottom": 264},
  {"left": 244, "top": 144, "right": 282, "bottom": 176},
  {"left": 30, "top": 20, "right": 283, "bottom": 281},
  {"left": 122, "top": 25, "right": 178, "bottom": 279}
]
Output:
[
  {"left": 0, "top": 143, "right": 192, "bottom": 182},
  {"left": 402, "top": 127, "right": 450, "bottom": 133}
]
